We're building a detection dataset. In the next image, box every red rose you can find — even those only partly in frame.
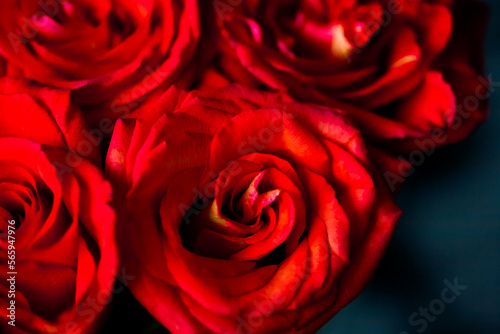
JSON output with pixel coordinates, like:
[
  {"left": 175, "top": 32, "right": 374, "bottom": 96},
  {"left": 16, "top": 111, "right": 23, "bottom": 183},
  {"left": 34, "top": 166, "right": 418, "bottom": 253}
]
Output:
[
  {"left": 0, "top": 77, "right": 102, "bottom": 166},
  {"left": 208, "top": 0, "right": 488, "bottom": 153},
  {"left": 0, "top": 137, "right": 117, "bottom": 334},
  {"left": 106, "top": 85, "right": 401, "bottom": 333},
  {"left": 0, "top": 0, "right": 200, "bottom": 121},
  {"left": 429, "top": 0, "right": 490, "bottom": 147}
]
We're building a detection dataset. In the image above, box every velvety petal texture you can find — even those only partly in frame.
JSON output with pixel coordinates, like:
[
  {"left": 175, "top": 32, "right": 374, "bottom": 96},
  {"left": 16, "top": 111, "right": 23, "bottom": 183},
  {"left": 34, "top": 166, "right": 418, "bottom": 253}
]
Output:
[
  {"left": 0, "top": 0, "right": 200, "bottom": 121},
  {"left": 0, "top": 138, "right": 118, "bottom": 334},
  {"left": 0, "top": 77, "right": 102, "bottom": 166},
  {"left": 207, "top": 0, "right": 488, "bottom": 154},
  {"left": 106, "top": 85, "right": 401, "bottom": 334}
]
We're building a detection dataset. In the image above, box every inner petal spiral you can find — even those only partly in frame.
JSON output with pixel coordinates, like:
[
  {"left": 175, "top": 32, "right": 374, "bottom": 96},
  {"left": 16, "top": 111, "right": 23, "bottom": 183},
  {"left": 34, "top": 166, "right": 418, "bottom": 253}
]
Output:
[{"left": 179, "top": 157, "right": 307, "bottom": 265}]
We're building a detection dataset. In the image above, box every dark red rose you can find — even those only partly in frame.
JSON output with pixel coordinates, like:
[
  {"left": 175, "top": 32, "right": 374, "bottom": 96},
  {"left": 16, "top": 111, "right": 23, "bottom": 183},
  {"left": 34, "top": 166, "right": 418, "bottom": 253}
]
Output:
[
  {"left": 208, "top": 0, "right": 488, "bottom": 154},
  {"left": 0, "top": 0, "right": 200, "bottom": 121},
  {"left": 0, "top": 137, "right": 117, "bottom": 334},
  {"left": 106, "top": 85, "right": 401, "bottom": 333},
  {"left": 0, "top": 77, "right": 102, "bottom": 166},
  {"left": 429, "top": 0, "right": 490, "bottom": 147}
]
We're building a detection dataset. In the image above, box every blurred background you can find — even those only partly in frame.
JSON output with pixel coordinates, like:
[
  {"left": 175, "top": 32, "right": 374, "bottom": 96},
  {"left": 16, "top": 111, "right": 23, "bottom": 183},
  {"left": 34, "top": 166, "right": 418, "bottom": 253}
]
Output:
[{"left": 319, "top": 0, "right": 500, "bottom": 333}]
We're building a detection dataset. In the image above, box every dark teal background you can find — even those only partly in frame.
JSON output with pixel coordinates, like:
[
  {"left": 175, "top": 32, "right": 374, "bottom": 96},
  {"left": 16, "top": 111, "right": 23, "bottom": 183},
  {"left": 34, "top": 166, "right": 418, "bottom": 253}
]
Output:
[{"left": 319, "top": 1, "right": 500, "bottom": 333}]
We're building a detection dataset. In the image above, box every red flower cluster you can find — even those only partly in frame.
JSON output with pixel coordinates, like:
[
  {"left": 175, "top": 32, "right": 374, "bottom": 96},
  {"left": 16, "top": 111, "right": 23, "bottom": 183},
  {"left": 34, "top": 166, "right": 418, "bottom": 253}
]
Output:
[{"left": 0, "top": 1, "right": 489, "bottom": 333}]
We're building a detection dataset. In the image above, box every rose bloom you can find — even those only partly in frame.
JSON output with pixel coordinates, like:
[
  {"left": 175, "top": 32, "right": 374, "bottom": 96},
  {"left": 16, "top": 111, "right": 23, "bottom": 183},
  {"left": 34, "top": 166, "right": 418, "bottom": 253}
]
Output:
[
  {"left": 0, "top": 137, "right": 117, "bottom": 334},
  {"left": 106, "top": 85, "right": 401, "bottom": 333},
  {"left": 0, "top": 0, "right": 200, "bottom": 122},
  {"left": 0, "top": 78, "right": 118, "bottom": 333},
  {"left": 208, "top": 0, "right": 489, "bottom": 153}
]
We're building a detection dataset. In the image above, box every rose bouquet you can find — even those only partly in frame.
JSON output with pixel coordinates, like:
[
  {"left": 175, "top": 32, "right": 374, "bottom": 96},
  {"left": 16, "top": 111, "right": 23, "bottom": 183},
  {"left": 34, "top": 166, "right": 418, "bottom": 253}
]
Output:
[{"left": 0, "top": 0, "right": 490, "bottom": 333}]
